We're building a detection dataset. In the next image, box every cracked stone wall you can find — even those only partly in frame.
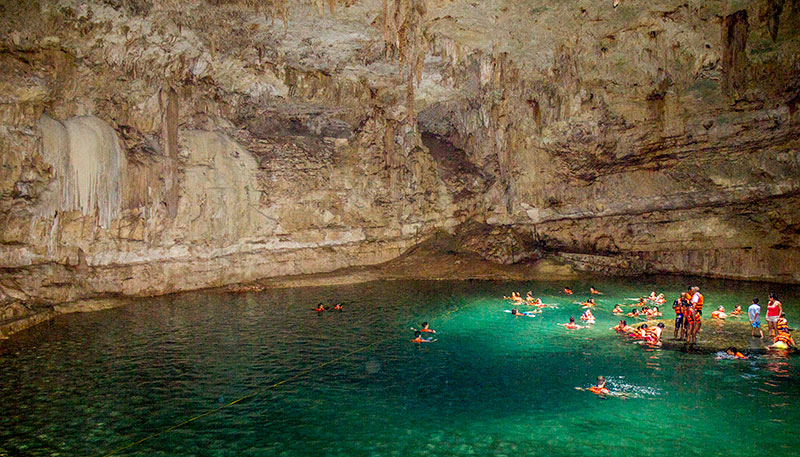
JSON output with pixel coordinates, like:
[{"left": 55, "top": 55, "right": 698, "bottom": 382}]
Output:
[{"left": 1, "top": 0, "right": 799, "bottom": 317}]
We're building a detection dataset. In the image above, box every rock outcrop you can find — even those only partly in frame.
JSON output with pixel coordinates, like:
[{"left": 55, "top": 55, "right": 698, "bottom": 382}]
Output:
[{"left": 1, "top": 0, "right": 799, "bottom": 323}]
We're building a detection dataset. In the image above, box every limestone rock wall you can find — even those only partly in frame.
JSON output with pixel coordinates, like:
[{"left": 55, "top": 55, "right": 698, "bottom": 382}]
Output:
[{"left": 1, "top": 0, "right": 799, "bottom": 316}]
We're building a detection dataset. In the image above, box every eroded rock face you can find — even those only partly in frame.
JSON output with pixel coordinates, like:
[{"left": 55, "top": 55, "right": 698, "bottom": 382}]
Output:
[{"left": 1, "top": 0, "right": 799, "bottom": 316}]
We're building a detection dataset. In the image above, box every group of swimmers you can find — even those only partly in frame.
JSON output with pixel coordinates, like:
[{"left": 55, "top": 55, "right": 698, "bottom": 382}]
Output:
[
  {"left": 314, "top": 303, "right": 344, "bottom": 314},
  {"left": 411, "top": 322, "right": 437, "bottom": 343},
  {"left": 612, "top": 320, "right": 666, "bottom": 346}
]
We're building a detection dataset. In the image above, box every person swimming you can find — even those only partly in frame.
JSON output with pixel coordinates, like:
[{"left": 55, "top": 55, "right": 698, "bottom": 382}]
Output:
[
  {"left": 730, "top": 305, "right": 743, "bottom": 315},
  {"left": 627, "top": 309, "right": 640, "bottom": 318},
  {"left": 411, "top": 322, "right": 436, "bottom": 333},
  {"left": 612, "top": 304, "right": 623, "bottom": 314},
  {"left": 589, "top": 376, "right": 610, "bottom": 395},
  {"left": 647, "top": 291, "right": 658, "bottom": 301},
  {"left": 314, "top": 303, "right": 326, "bottom": 313},
  {"left": 563, "top": 288, "right": 573, "bottom": 295},
  {"left": 582, "top": 298, "right": 596, "bottom": 308},
  {"left": 333, "top": 303, "right": 343, "bottom": 311},
  {"left": 411, "top": 330, "right": 437, "bottom": 343},
  {"left": 561, "top": 316, "right": 582, "bottom": 329},
  {"left": 712, "top": 306, "right": 727, "bottom": 319},
  {"left": 590, "top": 287, "right": 602, "bottom": 295},
  {"left": 581, "top": 309, "right": 595, "bottom": 322},
  {"left": 725, "top": 346, "right": 748, "bottom": 359}
]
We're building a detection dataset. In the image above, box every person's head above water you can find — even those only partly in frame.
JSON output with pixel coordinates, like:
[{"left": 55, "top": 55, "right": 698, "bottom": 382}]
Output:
[
  {"left": 414, "top": 330, "right": 421, "bottom": 338},
  {"left": 596, "top": 376, "right": 606, "bottom": 387},
  {"left": 421, "top": 322, "right": 429, "bottom": 328},
  {"left": 569, "top": 316, "right": 575, "bottom": 323}
]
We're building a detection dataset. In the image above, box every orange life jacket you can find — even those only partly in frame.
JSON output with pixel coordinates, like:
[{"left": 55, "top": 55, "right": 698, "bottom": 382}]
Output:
[{"left": 694, "top": 293, "right": 704, "bottom": 311}]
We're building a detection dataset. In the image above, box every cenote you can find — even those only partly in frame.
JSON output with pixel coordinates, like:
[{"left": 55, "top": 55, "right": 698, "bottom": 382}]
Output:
[{"left": 1, "top": 277, "right": 798, "bottom": 457}]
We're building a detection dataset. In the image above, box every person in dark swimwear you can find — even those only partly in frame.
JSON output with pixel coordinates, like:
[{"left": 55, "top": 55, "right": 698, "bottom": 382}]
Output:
[
  {"left": 314, "top": 303, "right": 326, "bottom": 314},
  {"left": 333, "top": 303, "right": 343, "bottom": 311}
]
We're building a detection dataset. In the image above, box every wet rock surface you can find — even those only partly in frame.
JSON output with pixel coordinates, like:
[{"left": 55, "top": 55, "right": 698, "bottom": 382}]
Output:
[{"left": 1, "top": 0, "right": 799, "bottom": 335}]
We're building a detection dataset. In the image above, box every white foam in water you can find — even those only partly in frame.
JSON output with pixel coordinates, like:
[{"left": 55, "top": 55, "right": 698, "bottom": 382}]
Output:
[{"left": 606, "top": 376, "right": 663, "bottom": 398}]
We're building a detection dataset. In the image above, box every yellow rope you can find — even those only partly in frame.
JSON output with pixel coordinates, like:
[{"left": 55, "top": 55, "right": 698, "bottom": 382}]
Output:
[{"left": 99, "top": 339, "right": 387, "bottom": 457}]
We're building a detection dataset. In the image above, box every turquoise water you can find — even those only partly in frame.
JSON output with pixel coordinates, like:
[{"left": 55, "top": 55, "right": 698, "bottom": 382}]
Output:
[{"left": 1, "top": 277, "right": 799, "bottom": 457}]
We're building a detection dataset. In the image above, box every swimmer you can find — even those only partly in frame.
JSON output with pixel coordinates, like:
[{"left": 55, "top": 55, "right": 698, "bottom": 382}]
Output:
[
  {"left": 725, "top": 346, "right": 748, "bottom": 359},
  {"left": 590, "top": 287, "right": 602, "bottom": 295},
  {"left": 526, "top": 291, "right": 535, "bottom": 302},
  {"left": 582, "top": 298, "right": 596, "bottom": 308},
  {"left": 612, "top": 304, "right": 624, "bottom": 314},
  {"left": 612, "top": 320, "right": 627, "bottom": 332},
  {"left": 730, "top": 305, "right": 743, "bottom": 315},
  {"left": 644, "top": 323, "right": 665, "bottom": 345},
  {"left": 771, "top": 329, "right": 794, "bottom": 349},
  {"left": 314, "top": 303, "right": 326, "bottom": 313},
  {"left": 588, "top": 376, "right": 610, "bottom": 396},
  {"left": 560, "top": 316, "right": 583, "bottom": 329},
  {"left": 530, "top": 297, "right": 544, "bottom": 307},
  {"left": 411, "top": 322, "right": 436, "bottom": 333},
  {"left": 627, "top": 309, "right": 640, "bottom": 318},
  {"left": 333, "top": 303, "right": 343, "bottom": 311},
  {"left": 563, "top": 288, "right": 573, "bottom": 295},
  {"left": 777, "top": 313, "right": 789, "bottom": 334},
  {"left": 711, "top": 306, "right": 727, "bottom": 319},
  {"left": 647, "top": 291, "right": 658, "bottom": 301},
  {"left": 581, "top": 309, "right": 595, "bottom": 321},
  {"left": 411, "top": 330, "right": 437, "bottom": 343},
  {"left": 638, "top": 297, "right": 647, "bottom": 307}
]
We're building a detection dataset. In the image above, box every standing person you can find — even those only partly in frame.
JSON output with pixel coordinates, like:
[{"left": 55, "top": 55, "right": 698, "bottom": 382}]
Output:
[
  {"left": 691, "top": 286, "right": 704, "bottom": 316},
  {"left": 685, "top": 305, "right": 702, "bottom": 345},
  {"left": 766, "top": 293, "right": 782, "bottom": 338},
  {"left": 672, "top": 294, "right": 685, "bottom": 339},
  {"left": 748, "top": 298, "right": 764, "bottom": 339}
]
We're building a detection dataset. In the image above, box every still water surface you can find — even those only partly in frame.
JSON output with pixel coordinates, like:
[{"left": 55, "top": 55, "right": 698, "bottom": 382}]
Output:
[{"left": 1, "top": 277, "right": 798, "bottom": 456}]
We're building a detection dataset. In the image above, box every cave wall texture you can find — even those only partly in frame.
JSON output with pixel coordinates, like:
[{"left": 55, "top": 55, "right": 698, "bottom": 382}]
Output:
[{"left": 1, "top": 0, "right": 799, "bottom": 316}]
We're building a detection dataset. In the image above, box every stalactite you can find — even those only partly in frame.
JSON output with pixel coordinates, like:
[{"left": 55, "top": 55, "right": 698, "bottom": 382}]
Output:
[
  {"left": 382, "top": 0, "right": 429, "bottom": 126},
  {"left": 36, "top": 115, "right": 127, "bottom": 229},
  {"left": 160, "top": 86, "right": 179, "bottom": 220}
]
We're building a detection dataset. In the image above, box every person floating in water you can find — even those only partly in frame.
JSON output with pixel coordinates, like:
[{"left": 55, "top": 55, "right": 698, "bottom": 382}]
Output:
[
  {"left": 581, "top": 298, "right": 596, "bottom": 308},
  {"left": 314, "top": 303, "right": 326, "bottom": 313},
  {"left": 411, "top": 322, "right": 436, "bottom": 333},
  {"left": 563, "top": 288, "right": 573, "bottom": 295},
  {"left": 575, "top": 376, "right": 610, "bottom": 397},
  {"left": 644, "top": 323, "right": 665, "bottom": 346},
  {"left": 411, "top": 330, "right": 437, "bottom": 343},
  {"left": 590, "top": 287, "right": 602, "bottom": 295},
  {"left": 612, "top": 304, "right": 623, "bottom": 314},
  {"left": 581, "top": 309, "right": 595, "bottom": 323},
  {"left": 771, "top": 328, "right": 794, "bottom": 350},
  {"left": 526, "top": 291, "right": 535, "bottom": 301},
  {"left": 725, "top": 347, "right": 748, "bottom": 359},
  {"left": 560, "top": 316, "right": 583, "bottom": 329},
  {"left": 627, "top": 308, "right": 640, "bottom": 318},
  {"left": 730, "top": 304, "right": 743, "bottom": 315},
  {"left": 711, "top": 306, "right": 727, "bottom": 319},
  {"left": 333, "top": 303, "right": 343, "bottom": 311}
]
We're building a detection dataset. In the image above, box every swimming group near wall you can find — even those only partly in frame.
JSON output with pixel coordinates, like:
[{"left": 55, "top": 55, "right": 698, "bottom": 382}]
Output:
[{"left": 502, "top": 285, "right": 794, "bottom": 398}]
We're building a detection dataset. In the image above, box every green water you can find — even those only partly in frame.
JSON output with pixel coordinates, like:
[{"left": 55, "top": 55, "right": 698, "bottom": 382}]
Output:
[{"left": 1, "top": 277, "right": 799, "bottom": 457}]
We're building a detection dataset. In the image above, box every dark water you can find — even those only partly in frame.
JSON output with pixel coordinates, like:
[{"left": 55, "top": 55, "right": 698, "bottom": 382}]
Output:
[{"left": 1, "top": 277, "right": 798, "bottom": 457}]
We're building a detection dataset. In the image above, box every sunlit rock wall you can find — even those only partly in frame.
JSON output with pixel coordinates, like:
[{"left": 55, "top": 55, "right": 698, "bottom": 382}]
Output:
[{"left": 1, "top": 0, "right": 799, "bottom": 312}]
